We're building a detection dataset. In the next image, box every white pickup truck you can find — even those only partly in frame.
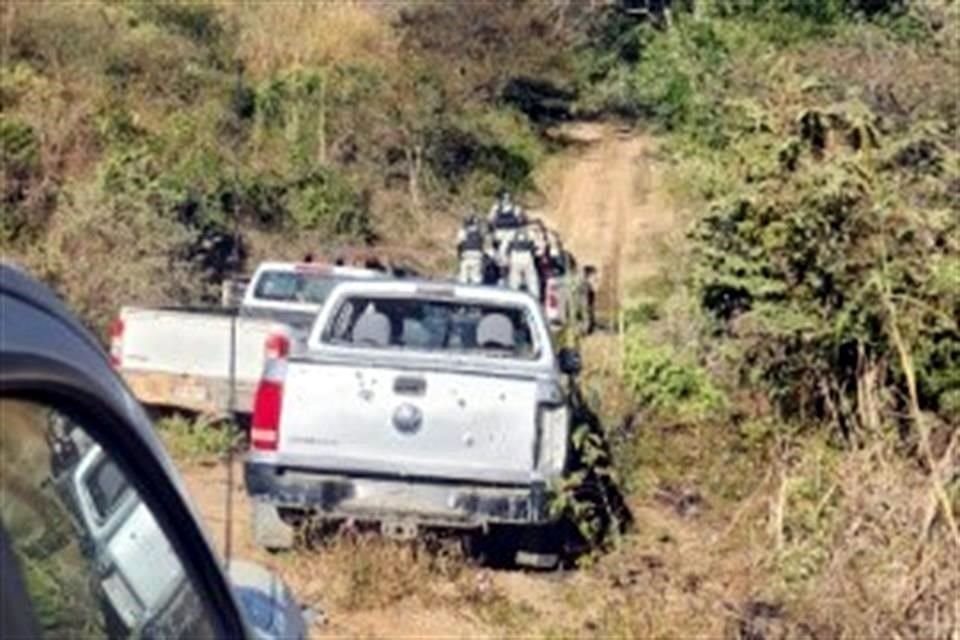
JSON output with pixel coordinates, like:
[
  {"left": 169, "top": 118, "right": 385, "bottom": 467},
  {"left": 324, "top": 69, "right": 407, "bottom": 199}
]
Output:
[
  {"left": 243, "top": 280, "right": 582, "bottom": 565},
  {"left": 111, "top": 261, "right": 384, "bottom": 415}
]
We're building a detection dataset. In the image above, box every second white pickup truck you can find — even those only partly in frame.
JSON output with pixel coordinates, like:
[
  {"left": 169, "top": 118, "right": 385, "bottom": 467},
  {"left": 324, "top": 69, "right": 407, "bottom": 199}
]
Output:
[
  {"left": 244, "top": 280, "right": 583, "bottom": 566},
  {"left": 111, "top": 261, "right": 384, "bottom": 415}
]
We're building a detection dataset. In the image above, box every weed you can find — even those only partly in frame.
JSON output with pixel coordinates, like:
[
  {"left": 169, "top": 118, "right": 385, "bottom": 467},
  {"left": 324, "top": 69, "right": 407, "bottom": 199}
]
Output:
[{"left": 156, "top": 414, "right": 242, "bottom": 463}]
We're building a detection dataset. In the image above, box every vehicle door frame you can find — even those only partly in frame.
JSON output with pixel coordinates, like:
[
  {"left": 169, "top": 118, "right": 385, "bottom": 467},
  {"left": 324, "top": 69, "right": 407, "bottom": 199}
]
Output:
[{"left": 0, "top": 269, "right": 248, "bottom": 639}]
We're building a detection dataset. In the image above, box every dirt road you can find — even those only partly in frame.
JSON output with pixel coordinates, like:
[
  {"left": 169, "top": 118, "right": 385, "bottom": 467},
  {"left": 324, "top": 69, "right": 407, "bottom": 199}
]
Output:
[{"left": 537, "top": 122, "right": 676, "bottom": 316}]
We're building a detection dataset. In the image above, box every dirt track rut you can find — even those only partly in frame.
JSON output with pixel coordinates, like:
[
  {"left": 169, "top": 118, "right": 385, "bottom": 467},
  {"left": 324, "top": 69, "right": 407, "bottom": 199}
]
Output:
[{"left": 538, "top": 122, "right": 673, "bottom": 316}]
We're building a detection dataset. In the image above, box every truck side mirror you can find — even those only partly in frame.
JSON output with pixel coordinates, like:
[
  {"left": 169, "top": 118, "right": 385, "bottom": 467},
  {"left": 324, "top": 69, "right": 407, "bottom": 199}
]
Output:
[{"left": 558, "top": 348, "right": 582, "bottom": 376}]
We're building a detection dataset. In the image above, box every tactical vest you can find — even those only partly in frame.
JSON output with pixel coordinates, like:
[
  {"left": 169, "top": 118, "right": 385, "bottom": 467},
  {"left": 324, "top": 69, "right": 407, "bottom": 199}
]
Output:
[
  {"left": 459, "top": 228, "right": 483, "bottom": 252},
  {"left": 493, "top": 207, "right": 521, "bottom": 229},
  {"left": 509, "top": 236, "right": 536, "bottom": 254}
]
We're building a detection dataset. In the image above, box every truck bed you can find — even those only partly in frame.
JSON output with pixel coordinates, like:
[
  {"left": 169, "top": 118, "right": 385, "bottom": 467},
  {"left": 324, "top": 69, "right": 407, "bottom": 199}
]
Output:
[{"left": 118, "top": 307, "right": 278, "bottom": 414}]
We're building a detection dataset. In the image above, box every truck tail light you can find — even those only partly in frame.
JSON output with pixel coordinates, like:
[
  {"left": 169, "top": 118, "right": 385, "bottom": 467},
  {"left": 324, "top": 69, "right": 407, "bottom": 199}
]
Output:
[
  {"left": 535, "top": 403, "right": 570, "bottom": 476},
  {"left": 264, "top": 330, "right": 290, "bottom": 360},
  {"left": 109, "top": 317, "right": 124, "bottom": 367},
  {"left": 251, "top": 379, "right": 283, "bottom": 451},
  {"left": 252, "top": 330, "right": 289, "bottom": 451}
]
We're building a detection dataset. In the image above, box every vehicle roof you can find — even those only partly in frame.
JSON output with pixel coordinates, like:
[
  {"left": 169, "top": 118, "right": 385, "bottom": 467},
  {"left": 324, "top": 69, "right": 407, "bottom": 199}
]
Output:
[
  {"left": 325, "top": 278, "right": 542, "bottom": 307},
  {"left": 253, "top": 261, "right": 383, "bottom": 279}
]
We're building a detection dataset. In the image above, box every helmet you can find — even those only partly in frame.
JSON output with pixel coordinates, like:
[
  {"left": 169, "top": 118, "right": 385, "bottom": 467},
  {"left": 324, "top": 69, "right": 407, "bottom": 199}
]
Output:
[{"left": 464, "top": 214, "right": 478, "bottom": 227}]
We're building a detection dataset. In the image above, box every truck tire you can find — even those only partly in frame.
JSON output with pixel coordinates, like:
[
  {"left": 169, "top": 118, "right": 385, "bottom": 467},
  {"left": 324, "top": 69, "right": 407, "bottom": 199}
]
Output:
[
  {"left": 464, "top": 525, "right": 561, "bottom": 570},
  {"left": 251, "top": 501, "right": 295, "bottom": 551}
]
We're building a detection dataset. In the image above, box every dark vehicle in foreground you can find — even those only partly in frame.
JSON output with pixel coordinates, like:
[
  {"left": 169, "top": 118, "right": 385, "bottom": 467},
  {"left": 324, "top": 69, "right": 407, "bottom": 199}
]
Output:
[{"left": 0, "top": 263, "right": 307, "bottom": 639}]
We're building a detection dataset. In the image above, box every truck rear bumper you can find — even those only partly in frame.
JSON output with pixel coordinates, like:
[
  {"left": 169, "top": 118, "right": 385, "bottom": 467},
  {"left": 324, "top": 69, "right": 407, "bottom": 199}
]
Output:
[{"left": 244, "top": 462, "right": 553, "bottom": 527}]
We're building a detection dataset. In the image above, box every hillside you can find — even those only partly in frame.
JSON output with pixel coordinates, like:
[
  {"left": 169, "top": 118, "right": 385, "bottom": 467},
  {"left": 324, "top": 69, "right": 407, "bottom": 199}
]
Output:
[{"left": 3, "top": 1, "right": 959, "bottom": 637}]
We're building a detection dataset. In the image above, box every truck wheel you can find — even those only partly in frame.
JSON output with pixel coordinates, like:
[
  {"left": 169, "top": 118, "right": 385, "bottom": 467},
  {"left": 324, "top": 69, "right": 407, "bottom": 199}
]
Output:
[
  {"left": 251, "top": 501, "right": 295, "bottom": 552},
  {"left": 464, "top": 526, "right": 561, "bottom": 570}
]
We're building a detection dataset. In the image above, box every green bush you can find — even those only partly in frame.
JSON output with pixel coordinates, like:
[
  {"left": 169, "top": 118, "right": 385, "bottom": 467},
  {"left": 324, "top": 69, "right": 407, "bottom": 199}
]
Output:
[
  {"left": 623, "top": 328, "right": 726, "bottom": 422},
  {"left": 691, "top": 100, "right": 960, "bottom": 430},
  {"left": 132, "top": 1, "right": 224, "bottom": 46},
  {"left": 287, "top": 169, "right": 368, "bottom": 234},
  {"left": 0, "top": 117, "right": 42, "bottom": 238}
]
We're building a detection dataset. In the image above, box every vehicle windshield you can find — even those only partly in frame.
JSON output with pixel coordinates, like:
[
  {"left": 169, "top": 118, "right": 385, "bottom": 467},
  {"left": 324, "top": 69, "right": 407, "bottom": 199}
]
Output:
[
  {"left": 322, "top": 295, "right": 538, "bottom": 359},
  {"left": 252, "top": 270, "right": 339, "bottom": 306},
  {"left": 85, "top": 456, "right": 131, "bottom": 521}
]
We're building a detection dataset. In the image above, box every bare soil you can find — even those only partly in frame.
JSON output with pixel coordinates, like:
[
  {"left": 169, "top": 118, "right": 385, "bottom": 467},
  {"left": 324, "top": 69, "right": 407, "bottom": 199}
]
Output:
[{"left": 536, "top": 122, "right": 677, "bottom": 317}]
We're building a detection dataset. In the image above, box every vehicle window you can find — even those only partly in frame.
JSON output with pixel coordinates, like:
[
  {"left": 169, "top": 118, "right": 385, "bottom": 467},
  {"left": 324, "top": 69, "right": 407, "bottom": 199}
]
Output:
[
  {"left": 86, "top": 457, "right": 130, "bottom": 521},
  {"left": 0, "top": 398, "right": 217, "bottom": 640},
  {"left": 323, "top": 295, "right": 538, "bottom": 359},
  {"left": 253, "top": 269, "right": 337, "bottom": 305}
]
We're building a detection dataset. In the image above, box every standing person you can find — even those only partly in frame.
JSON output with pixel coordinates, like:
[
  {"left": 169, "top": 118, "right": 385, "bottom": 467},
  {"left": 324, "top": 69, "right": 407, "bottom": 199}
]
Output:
[
  {"left": 505, "top": 226, "right": 541, "bottom": 300},
  {"left": 488, "top": 190, "right": 524, "bottom": 252},
  {"left": 456, "top": 215, "right": 486, "bottom": 285}
]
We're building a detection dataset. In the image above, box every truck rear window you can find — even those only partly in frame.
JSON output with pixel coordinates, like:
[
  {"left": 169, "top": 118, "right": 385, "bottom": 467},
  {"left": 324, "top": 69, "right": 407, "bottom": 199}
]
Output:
[
  {"left": 322, "top": 295, "right": 538, "bottom": 359},
  {"left": 253, "top": 271, "right": 338, "bottom": 305}
]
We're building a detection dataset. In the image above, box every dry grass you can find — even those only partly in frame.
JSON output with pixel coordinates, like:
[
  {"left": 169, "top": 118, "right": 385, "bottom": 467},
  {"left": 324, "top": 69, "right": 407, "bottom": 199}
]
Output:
[
  {"left": 170, "top": 401, "right": 958, "bottom": 639},
  {"left": 785, "top": 444, "right": 960, "bottom": 638},
  {"left": 226, "top": 2, "right": 399, "bottom": 78}
]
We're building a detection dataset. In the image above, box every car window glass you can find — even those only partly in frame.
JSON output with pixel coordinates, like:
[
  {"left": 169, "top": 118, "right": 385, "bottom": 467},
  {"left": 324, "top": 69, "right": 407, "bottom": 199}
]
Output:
[
  {"left": 253, "top": 269, "right": 339, "bottom": 305},
  {"left": 322, "top": 295, "right": 538, "bottom": 359},
  {"left": 0, "top": 398, "right": 217, "bottom": 640}
]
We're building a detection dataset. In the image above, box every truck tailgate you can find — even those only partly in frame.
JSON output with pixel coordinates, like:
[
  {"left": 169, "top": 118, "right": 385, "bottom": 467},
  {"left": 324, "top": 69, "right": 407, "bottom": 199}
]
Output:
[{"left": 278, "top": 361, "right": 539, "bottom": 484}]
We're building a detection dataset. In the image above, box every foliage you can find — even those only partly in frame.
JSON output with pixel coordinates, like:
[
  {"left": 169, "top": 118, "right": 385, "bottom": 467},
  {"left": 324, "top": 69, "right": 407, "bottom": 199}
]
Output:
[
  {"left": 581, "top": 4, "right": 959, "bottom": 436},
  {"left": 691, "top": 101, "right": 959, "bottom": 433},
  {"left": 1, "top": 0, "right": 578, "bottom": 331},
  {"left": 623, "top": 327, "right": 727, "bottom": 422},
  {"left": 0, "top": 116, "right": 43, "bottom": 238},
  {"left": 156, "top": 414, "right": 242, "bottom": 462}
]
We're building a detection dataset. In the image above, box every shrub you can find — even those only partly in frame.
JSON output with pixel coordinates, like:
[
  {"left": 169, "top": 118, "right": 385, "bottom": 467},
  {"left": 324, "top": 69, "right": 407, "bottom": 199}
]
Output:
[
  {"left": 623, "top": 327, "right": 727, "bottom": 422},
  {"left": 691, "top": 98, "right": 960, "bottom": 433},
  {"left": 156, "top": 414, "right": 242, "bottom": 463},
  {"left": 0, "top": 116, "right": 42, "bottom": 238}
]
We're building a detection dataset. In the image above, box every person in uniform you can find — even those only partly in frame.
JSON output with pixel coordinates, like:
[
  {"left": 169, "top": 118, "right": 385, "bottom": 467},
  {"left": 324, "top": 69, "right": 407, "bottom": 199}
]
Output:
[
  {"left": 488, "top": 190, "right": 525, "bottom": 253},
  {"left": 456, "top": 215, "right": 486, "bottom": 285},
  {"left": 504, "top": 226, "right": 540, "bottom": 300}
]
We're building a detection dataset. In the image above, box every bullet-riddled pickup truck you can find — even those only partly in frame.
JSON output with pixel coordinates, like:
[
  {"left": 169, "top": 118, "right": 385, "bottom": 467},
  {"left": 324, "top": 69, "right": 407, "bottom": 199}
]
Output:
[
  {"left": 244, "top": 280, "right": 582, "bottom": 566},
  {"left": 111, "top": 261, "right": 387, "bottom": 415}
]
